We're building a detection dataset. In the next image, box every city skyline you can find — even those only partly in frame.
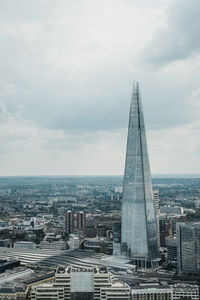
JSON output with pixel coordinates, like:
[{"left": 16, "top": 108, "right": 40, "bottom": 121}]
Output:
[{"left": 0, "top": 1, "right": 200, "bottom": 175}]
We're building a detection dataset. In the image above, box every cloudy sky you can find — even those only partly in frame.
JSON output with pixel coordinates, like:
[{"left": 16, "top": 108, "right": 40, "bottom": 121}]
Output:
[{"left": 0, "top": 0, "right": 200, "bottom": 176}]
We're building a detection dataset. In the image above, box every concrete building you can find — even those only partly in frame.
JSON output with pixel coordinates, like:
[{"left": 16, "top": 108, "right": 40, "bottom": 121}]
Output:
[
  {"left": 40, "top": 240, "right": 66, "bottom": 250},
  {"left": 31, "top": 265, "right": 131, "bottom": 300},
  {"left": 101, "top": 280, "right": 130, "bottom": 300},
  {"left": 132, "top": 282, "right": 172, "bottom": 300},
  {"left": 0, "top": 282, "right": 29, "bottom": 300},
  {"left": 65, "top": 211, "right": 86, "bottom": 235},
  {"left": 14, "top": 241, "right": 36, "bottom": 250},
  {"left": 68, "top": 235, "right": 80, "bottom": 250},
  {"left": 121, "top": 82, "right": 158, "bottom": 268},
  {"left": 153, "top": 190, "right": 160, "bottom": 248},
  {"left": 173, "top": 283, "right": 199, "bottom": 300},
  {"left": 40, "top": 233, "right": 66, "bottom": 250},
  {"left": 65, "top": 211, "right": 74, "bottom": 234},
  {"left": 131, "top": 282, "right": 199, "bottom": 300}
]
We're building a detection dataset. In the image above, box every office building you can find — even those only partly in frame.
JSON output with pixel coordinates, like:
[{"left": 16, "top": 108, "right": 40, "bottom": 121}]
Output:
[
  {"left": 13, "top": 241, "right": 36, "bottom": 250},
  {"left": 31, "top": 265, "right": 131, "bottom": 300},
  {"left": 132, "top": 282, "right": 172, "bottom": 300},
  {"left": 65, "top": 211, "right": 74, "bottom": 234},
  {"left": 131, "top": 282, "right": 199, "bottom": 300},
  {"left": 177, "top": 222, "right": 200, "bottom": 274},
  {"left": 121, "top": 81, "right": 158, "bottom": 268},
  {"left": 153, "top": 190, "right": 160, "bottom": 248},
  {"left": 165, "top": 236, "right": 177, "bottom": 264},
  {"left": 159, "top": 216, "right": 170, "bottom": 247},
  {"left": 112, "top": 222, "right": 121, "bottom": 256},
  {"left": 173, "top": 283, "right": 199, "bottom": 300}
]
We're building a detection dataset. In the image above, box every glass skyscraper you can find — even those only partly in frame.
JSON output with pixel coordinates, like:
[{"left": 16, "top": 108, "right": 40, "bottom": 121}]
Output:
[
  {"left": 121, "top": 82, "right": 158, "bottom": 267},
  {"left": 177, "top": 222, "right": 200, "bottom": 274}
]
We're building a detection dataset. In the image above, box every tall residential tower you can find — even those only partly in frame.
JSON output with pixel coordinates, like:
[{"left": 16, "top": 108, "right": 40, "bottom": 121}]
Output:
[{"left": 121, "top": 82, "right": 158, "bottom": 268}]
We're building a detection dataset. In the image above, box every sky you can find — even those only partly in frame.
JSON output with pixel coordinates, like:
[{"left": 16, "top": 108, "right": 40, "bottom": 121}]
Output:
[{"left": 0, "top": 0, "right": 200, "bottom": 176}]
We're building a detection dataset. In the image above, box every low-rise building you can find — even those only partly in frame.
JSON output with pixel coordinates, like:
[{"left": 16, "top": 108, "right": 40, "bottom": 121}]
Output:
[
  {"left": 131, "top": 282, "right": 199, "bottom": 300},
  {"left": 14, "top": 241, "right": 36, "bottom": 250},
  {"left": 173, "top": 283, "right": 199, "bottom": 300},
  {"left": 132, "top": 282, "right": 172, "bottom": 300},
  {"left": 0, "top": 282, "right": 29, "bottom": 300}
]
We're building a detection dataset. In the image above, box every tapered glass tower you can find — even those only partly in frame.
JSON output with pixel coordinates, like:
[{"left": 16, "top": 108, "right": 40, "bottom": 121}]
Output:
[{"left": 121, "top": 82, "right": 158, "bottom": 267}]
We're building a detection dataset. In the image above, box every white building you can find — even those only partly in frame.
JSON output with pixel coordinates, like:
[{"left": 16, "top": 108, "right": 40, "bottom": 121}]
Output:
[
  {"left": 13, "top": 241, "right": 36, "bottom": 250},
  {"left": 31, "top": 265, "right": 131, "bottom": 300}
]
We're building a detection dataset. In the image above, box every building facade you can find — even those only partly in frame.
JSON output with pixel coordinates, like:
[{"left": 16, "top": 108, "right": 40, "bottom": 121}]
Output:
[
  {"left": 153, "top": 190, "right": 160, "bottom": 248},
  {"left": 65, "top": 211, "right": 86, "bottom": 235},
  {"left": 177, "top": 222, "right": 200, "bottom": 274},
  {"left": 131, "top": 282, "right": 199, "bottom": 300},
  {"left": 121, "top": 82, "right": 158, "bottom": 267},
  {"left": 31, "top": 265, "right": 131, "bottom": 300}
]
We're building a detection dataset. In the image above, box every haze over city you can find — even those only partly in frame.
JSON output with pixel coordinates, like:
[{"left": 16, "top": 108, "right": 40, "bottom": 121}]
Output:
[{"left": 0, "top": 0, "right": 200, "bottom": 175}]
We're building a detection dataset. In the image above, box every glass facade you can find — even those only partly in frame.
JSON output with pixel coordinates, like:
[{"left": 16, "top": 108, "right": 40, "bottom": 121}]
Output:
[
  {"left": 121, "top": 82, "right": 158, "bottom": 261},
  {"left": 71, "top": 272, "right": 94, "bottom": 292},
  {"left": 177, "top": 222, "right": 200, "bottom": 274}
]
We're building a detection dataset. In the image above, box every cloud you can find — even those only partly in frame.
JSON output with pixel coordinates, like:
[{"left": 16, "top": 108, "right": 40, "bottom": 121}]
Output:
[
  {"left": 0, "top": 0, "right": 200, "bottom": 175},
  {"left": 0, "top": 0, "right": 163, "bottom": 133},
  {"left": 141, "top": 0, "right": 200, "bottom": 66},
  {"left": 148, "top": 119, "right": 200, "bottom": 173}
]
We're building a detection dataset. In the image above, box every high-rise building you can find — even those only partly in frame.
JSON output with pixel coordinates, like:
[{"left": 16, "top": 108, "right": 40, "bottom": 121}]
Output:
[
  {"left": 177, "top": 222, "right": 200, "bottom": 274},
  {"left": 121, "top": 82, "right": 158, "bottom": 268},
  {"left": 153, "top": 190, "right": 160, "bottom": 248},
  {"left": 159, "top": 216, "right": 170, "bottom": 247},
  {"left": 165, "top": 236, "right": 177, "bottom": 264},
  {"left": 77, "top": 211, "right": 86, "bottom": 234},
  {"left": 65, "top": 211, "right": 74, "bottom": 234},
  {"left": 112, "top": 222, "right": 121, "bottom": 256},
  {"left": 65, "top": 211, "right": 86, "bottom": 235}
]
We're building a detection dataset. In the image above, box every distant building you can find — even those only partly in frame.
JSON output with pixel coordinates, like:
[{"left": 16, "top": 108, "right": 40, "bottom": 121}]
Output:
[
  {"left": 0, "top": 282, "right": 29, "bottom": 300},
  {"left": 0, "top": 239, "right": 10, "bottom": 247},
  {"left": 159, "top": 216, "right": 170, "bottom": 247},
  {"left": 165, "top": 236, "right": 177, "bottom": 264},
  {"left": 31, "top": 265, "right": 131, "bottom": 300},
  {"left": 112, "top": 222, "right": 121, "bottom": 256},
  {"left": 77, "top": 211, "right": 86, "bottom": 234},
  {"left": 131, "top": 282, "right": 199, "bottom": 300},
  {"left": 68, "top": 235, "right": 80, "bottom": 250},
  {"left": 40, "top": 240, "right": 66, "bottom": 250},
  {"left": 14, "top": 241, "right": 36, "bottom": 250},
  {"left": 0, "top": 258, "right": 20, "bottom": 273},
  {"left": 40, "top": 233, "right": 66, "bottom": 250},
  {"left": 153, "top": 190, "right": 160, "bottom": 248},
  {"left": 84, "top": 238, "right": 106, "bottom": 253},
  {"left": 132, "top": 282, "right": 172, "bottom": 300},
  {"left": 177, "top": 222, "right": 200, "bottom": 274},
  {"left": 65, "top": 211, "right": 74, "bottom": 234},
  {"left": 173, "top": 283, "right": 199, "bottom": 300},
  {"left": 160, "top": 206, "right": 183, "bottom": 216},
  {"left": 65, "top": 211, "right": 86, "bottom": 235}
]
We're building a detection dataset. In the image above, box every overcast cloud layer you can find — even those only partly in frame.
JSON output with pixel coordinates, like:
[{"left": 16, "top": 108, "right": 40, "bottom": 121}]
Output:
[{"left": 0, "top": 0, "right": 200, "bottom": 175}]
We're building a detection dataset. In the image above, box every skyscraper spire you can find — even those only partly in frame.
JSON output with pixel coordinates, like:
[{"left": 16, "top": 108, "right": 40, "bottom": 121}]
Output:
[{"left": 121, "top": 81, "right": 158, "bottom": 267}]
